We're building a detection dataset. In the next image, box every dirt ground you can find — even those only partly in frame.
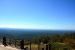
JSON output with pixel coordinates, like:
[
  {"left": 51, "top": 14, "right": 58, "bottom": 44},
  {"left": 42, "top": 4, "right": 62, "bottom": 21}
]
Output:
[{"left": 0, "top": 45, "right": 19, "bottom": 50}]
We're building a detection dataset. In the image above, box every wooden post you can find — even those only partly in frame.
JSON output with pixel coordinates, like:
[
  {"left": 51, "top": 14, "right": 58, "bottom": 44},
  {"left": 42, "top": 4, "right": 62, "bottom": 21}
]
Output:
[
  {"left": 38, "top": 43, "right": 40, "bottom": 50},
  {"left": 20, "top": 40, "right": 24, "bottom": 49},
  {"left": 3, "top": 37, "right": 7, "bottom": 47},
  {"left": 46, "top": 44, "right": 48, "bottom": 50},
  {"left": 49, "top": 44, "right": 51, "bottom": 50},
  {"left": 42, "top": 48, "right": 44, "bottom": 50},
  {"left": 38, "top": 40, "right": 40, "bottom": 50},
  {"left": 30, "top": 40, "right": 31, "bottom": 50}
]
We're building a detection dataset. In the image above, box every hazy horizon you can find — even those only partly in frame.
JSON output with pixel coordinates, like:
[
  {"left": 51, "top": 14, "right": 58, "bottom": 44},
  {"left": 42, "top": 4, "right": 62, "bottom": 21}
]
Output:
[{"left": 0, "top": 27, "right": 75, "bottom": 31}]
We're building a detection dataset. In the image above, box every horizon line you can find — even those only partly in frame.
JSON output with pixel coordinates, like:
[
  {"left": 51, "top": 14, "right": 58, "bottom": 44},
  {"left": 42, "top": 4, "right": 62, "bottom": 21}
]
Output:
[{"left": 0, "top": 27, "right": 75, "bottom": 31}]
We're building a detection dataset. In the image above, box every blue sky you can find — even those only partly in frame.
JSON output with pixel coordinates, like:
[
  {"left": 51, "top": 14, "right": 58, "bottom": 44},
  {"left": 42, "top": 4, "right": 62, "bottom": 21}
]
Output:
[{"left": 0, "top": 0, "right": 75, "bottom": 30}]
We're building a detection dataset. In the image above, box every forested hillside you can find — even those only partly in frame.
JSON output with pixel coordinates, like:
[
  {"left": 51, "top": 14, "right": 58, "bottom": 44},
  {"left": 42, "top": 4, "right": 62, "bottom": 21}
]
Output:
[{"left": 0, "top": 28, "right": 75, "bottom": 50}]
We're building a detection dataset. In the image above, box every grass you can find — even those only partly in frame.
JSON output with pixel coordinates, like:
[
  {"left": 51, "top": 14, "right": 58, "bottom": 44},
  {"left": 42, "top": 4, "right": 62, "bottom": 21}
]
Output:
[{"left": 23, "top": 42, "right": 70, "bottom": 50}]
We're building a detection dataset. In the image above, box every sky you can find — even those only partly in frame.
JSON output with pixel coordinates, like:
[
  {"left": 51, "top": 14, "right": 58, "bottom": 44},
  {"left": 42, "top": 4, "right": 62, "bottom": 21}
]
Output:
[{"left": 0, "top": 0, "right": 75, "bottom": 30}]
